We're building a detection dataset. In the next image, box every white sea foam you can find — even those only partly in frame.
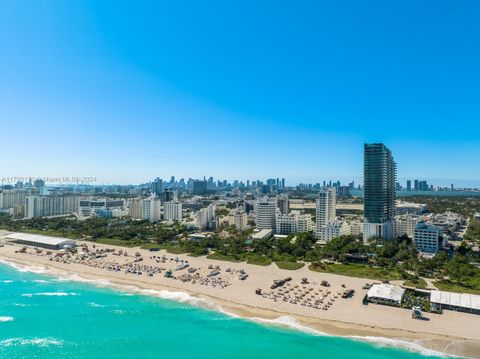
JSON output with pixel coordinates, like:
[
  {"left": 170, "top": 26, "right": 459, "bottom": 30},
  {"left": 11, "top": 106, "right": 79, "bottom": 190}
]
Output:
[
  {"left": 32, "top": 279, "right": 48, "bottom": 283},
  {"left": 88, "top": 302, "right": 105, "bottom": 308},
  {"left": 0, "top": 338, "right": 63, "bottom": 347},
  {"left": 22, "top": 292, "right": 78, "bottom": 297},
  {"left": 13, "top": 303, "right": 30, "bottom": 307},
  {"left": 2, "top": 280, "right": 13, "bottom": 283},
  {"left": 0, "top": 316, "right": 14, "bottom": 322},
  {"left": 0, "top": 259, "right": 50, "bottom": 274},
  {"left": 348, "top": 335, "right": 450, "bottom": 357},
  {"left": 242, "top": 315, "right": 327, "bottom": 336}
]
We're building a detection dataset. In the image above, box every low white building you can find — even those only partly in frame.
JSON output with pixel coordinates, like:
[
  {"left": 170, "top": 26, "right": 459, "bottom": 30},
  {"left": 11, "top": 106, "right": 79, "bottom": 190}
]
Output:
[
  {"left": 295, "top": 214, "right": 314, "bottom": 233},
  {"left": 430, "top": 290, "right": 480, "bottom": 314},
  {"left": 316, "top": 221, "right": 351, "bottom": 242},
  {"left": 367, "top": 284, "right": 405, "bottom": 306},
  {"left": 4, "top": 232, "right": 77, "bottom": 250},
  {"left": 276, "top": 214, "right": 296, "bottom": 234},
  {"left": 349, "top": 220, "right": 363, "bottom": 237},
  {"left": 251, "top": 229, "right": 272, "bottom": 240},
  {"left": 79, "top": 199, "right": 125, "bottom": 218}
]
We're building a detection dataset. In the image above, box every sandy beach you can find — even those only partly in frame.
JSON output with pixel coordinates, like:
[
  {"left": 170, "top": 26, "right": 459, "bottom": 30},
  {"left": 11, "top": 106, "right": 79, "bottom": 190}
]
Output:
[{"left": 1, "top": 240, "right": 479, "bottom": 358}]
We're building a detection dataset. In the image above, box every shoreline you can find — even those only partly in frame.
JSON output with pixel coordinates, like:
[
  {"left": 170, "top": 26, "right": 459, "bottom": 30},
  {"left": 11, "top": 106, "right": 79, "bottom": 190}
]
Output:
[{"left": 1, "top": 243, "right": 479, "bottom": 358}]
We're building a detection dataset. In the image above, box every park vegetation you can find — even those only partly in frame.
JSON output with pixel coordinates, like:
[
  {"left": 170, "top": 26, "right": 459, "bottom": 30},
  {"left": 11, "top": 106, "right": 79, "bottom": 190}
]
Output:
[{"left": 1, "top": 212, "right": 480, "bottom": 294}]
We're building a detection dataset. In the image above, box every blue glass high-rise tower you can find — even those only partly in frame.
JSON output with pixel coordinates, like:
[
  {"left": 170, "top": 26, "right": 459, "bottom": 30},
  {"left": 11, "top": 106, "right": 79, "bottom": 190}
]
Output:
[{"left": 363, "top": 143, "right": 397, "bottom": 240}]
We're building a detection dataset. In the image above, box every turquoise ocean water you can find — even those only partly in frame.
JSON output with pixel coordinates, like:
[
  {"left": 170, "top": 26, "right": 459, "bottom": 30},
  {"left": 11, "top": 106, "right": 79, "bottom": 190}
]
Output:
[{"left": 0, "top": 261, "right": 442, "bottom": 359}]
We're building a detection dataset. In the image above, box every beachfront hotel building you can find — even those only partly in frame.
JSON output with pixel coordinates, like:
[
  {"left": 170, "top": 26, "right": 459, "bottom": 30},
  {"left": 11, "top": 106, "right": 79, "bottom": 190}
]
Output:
[
  {"left": 414, "top": 221, "right": 443, "bottom": 253},
  {"left": 255, "top": 198, "right": 277, "bottom": 231},
  {"left": 163, "top": 201, "right": 182, "bottom": 222},
  {"left": 228, "top": 209, "right": 248, "bottom": 231},
  {"left": 195, "top": 204, "right": 216, "bottom": 229},
  {"left": 363, "top": 143, "right": 397, "bottom": 241},
  {"left": 315, "top": 187, "right": 337, "bottom": 239},
  {"left": 25, "top": 195, "right": 81, "bottom": 219},
  {"left": 78, "top": 199, "right": 125, "bottom": 218}
]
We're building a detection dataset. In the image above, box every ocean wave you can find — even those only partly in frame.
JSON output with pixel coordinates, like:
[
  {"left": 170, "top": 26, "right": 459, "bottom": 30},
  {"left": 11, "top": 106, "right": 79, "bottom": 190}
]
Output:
[
  {"left": 32, "top": 279, "right": 48, "bottom": 283},
  {"left": 88, "top": 302, "right": 105, "bottom": 308},
  {"left": 21, "top": 292, "right": 78, "bottom": 297},
  {"left": 242, "top": 315, "right": 327, "bottom": 336},
  {"left": 0, "top": 338, "right": 63, "bottom": 347},
  {"left": 0, "top": 259, "right": 50, "bottom": 274},
  {"left": 348, "top": 335, "right": 450, "bottom": 357},
  {"left": 13, "top": 303, "right": 30, "bottom": 307},
  {"left": 0, "top": 316, "right": 14, "bottom": 322},
  {"left": 2, "top": 280, "right": 13, "bottom": 283}
]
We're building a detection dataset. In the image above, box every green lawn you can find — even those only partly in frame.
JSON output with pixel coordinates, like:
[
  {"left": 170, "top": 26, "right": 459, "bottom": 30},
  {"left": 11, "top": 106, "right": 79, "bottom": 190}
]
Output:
[
  {"left": 93, "top": 238, "right": 141, "bottom": 247},
  {"left": 206, "top": 252, "right": 244, "bottom": 262},
  {"left": 402, "top": 278, "right": 428, "bottom": 289},
  {"left": 245, "top": 254, "right": 272, "bottom": 266},
  {"left": 140, "top": 243, "right": 162, "bottom": 250},
  {"left": 275, "top": 261, "right": 305, "bottom": 270},
  {"left": 309, "top": 262, "right": 402, "bottom": 281}
]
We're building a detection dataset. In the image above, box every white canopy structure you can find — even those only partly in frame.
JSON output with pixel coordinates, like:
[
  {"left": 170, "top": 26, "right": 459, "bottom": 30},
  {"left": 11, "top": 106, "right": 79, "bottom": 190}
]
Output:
[
  {"left": 430, "top": 290, "right": 480, "bottom": 314},
  {"left": 367, "top": 284, "right": 405, "bottom": 305},
  {"left": 3, "top": 232, "right": 77, "bottom": 250}
]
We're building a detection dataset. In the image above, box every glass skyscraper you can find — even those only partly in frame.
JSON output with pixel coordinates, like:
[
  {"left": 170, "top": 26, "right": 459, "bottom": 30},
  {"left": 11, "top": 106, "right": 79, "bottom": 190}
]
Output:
[{"left": 363, "top": 143, "right": 396, "bottom": 240}]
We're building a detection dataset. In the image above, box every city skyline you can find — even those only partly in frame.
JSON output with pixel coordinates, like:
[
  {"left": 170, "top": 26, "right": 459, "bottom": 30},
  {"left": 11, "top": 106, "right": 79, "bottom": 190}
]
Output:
[{"left": 2, "top": 2, "right": 480, "bottom": 185}]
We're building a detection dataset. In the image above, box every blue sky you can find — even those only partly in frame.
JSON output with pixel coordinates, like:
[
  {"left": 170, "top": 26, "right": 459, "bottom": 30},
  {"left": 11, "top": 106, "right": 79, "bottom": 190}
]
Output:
[{"left": 1, "top": 1, "right": 479, "bottom": 186}]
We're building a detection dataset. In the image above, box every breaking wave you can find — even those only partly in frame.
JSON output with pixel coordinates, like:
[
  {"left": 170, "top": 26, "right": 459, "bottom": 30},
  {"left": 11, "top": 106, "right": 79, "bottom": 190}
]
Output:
[
  {"left": 0, "top": 316, "right": 14, "bottom": 322},
  {"left": 0, "top": 338, "right": 63, "bottom": 347},
  {"left": 21, "top": 292, "right": 78, "bottom": 297}
]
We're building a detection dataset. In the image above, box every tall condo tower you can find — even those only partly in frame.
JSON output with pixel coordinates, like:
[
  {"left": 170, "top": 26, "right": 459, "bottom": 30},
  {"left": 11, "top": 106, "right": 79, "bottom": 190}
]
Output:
[{"left": 363, "top": 143, "right": 396, "bottom": 241}]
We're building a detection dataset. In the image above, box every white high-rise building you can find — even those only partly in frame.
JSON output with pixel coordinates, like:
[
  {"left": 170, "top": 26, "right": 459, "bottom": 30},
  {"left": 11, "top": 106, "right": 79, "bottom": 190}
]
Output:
[
  {"left": 128, "top": 198, "right": 143, "bottom": 220},
  {"left": 315, "top": 187, "right": 336, "bottom": 227},
  {"left": 149, "top": 198, "right": 162, "bottom": 222},
  {"left": 142, "top": 200, "right": 151, "bottom": 220},
  {"left": 276, "top": 195, "right": 289, "bottom": 215},
  {"left": 25, "top": 195, "right": 81, "bottom": 219},
  {"left": 228, "top": 210, "right": 248, "bottom": 231},
  {"left": 195, "top": 204, "right": 216, "bottom": 229},
  {"left": 255, "top": 198, "right": 277, "bottom": 231},
  {"left": 129, "top": 197, "right": 161, "bottom": 222},
  {"left": 164, "top": 201, "right": 182, "bottom": 222},
  {"left": 395, "top": 215, "right": 419, "bottom": 238},
  {"left": 315, "top": 187, "right": 336, "bottom": 238},
  {"left": 0, "top": 189, "right": 30, "bottom": 210}
]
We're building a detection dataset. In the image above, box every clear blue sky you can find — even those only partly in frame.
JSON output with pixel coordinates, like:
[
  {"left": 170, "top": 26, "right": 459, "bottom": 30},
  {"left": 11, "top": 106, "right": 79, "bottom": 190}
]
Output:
[{"left": 1, "top": 1, "right": 479, "bottom": 186}]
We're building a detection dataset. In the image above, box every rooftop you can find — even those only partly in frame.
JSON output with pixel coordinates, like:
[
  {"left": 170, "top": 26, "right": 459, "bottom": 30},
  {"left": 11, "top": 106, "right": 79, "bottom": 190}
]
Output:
[
  {"left": 430, "top": 290, "right": 480, "bottom": 311},
  {"left": 3, "top": 232, "right": 76, "bottom": 246},
  {"left": 367, "top": 284, "right": 405, "bottom": 303}
]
